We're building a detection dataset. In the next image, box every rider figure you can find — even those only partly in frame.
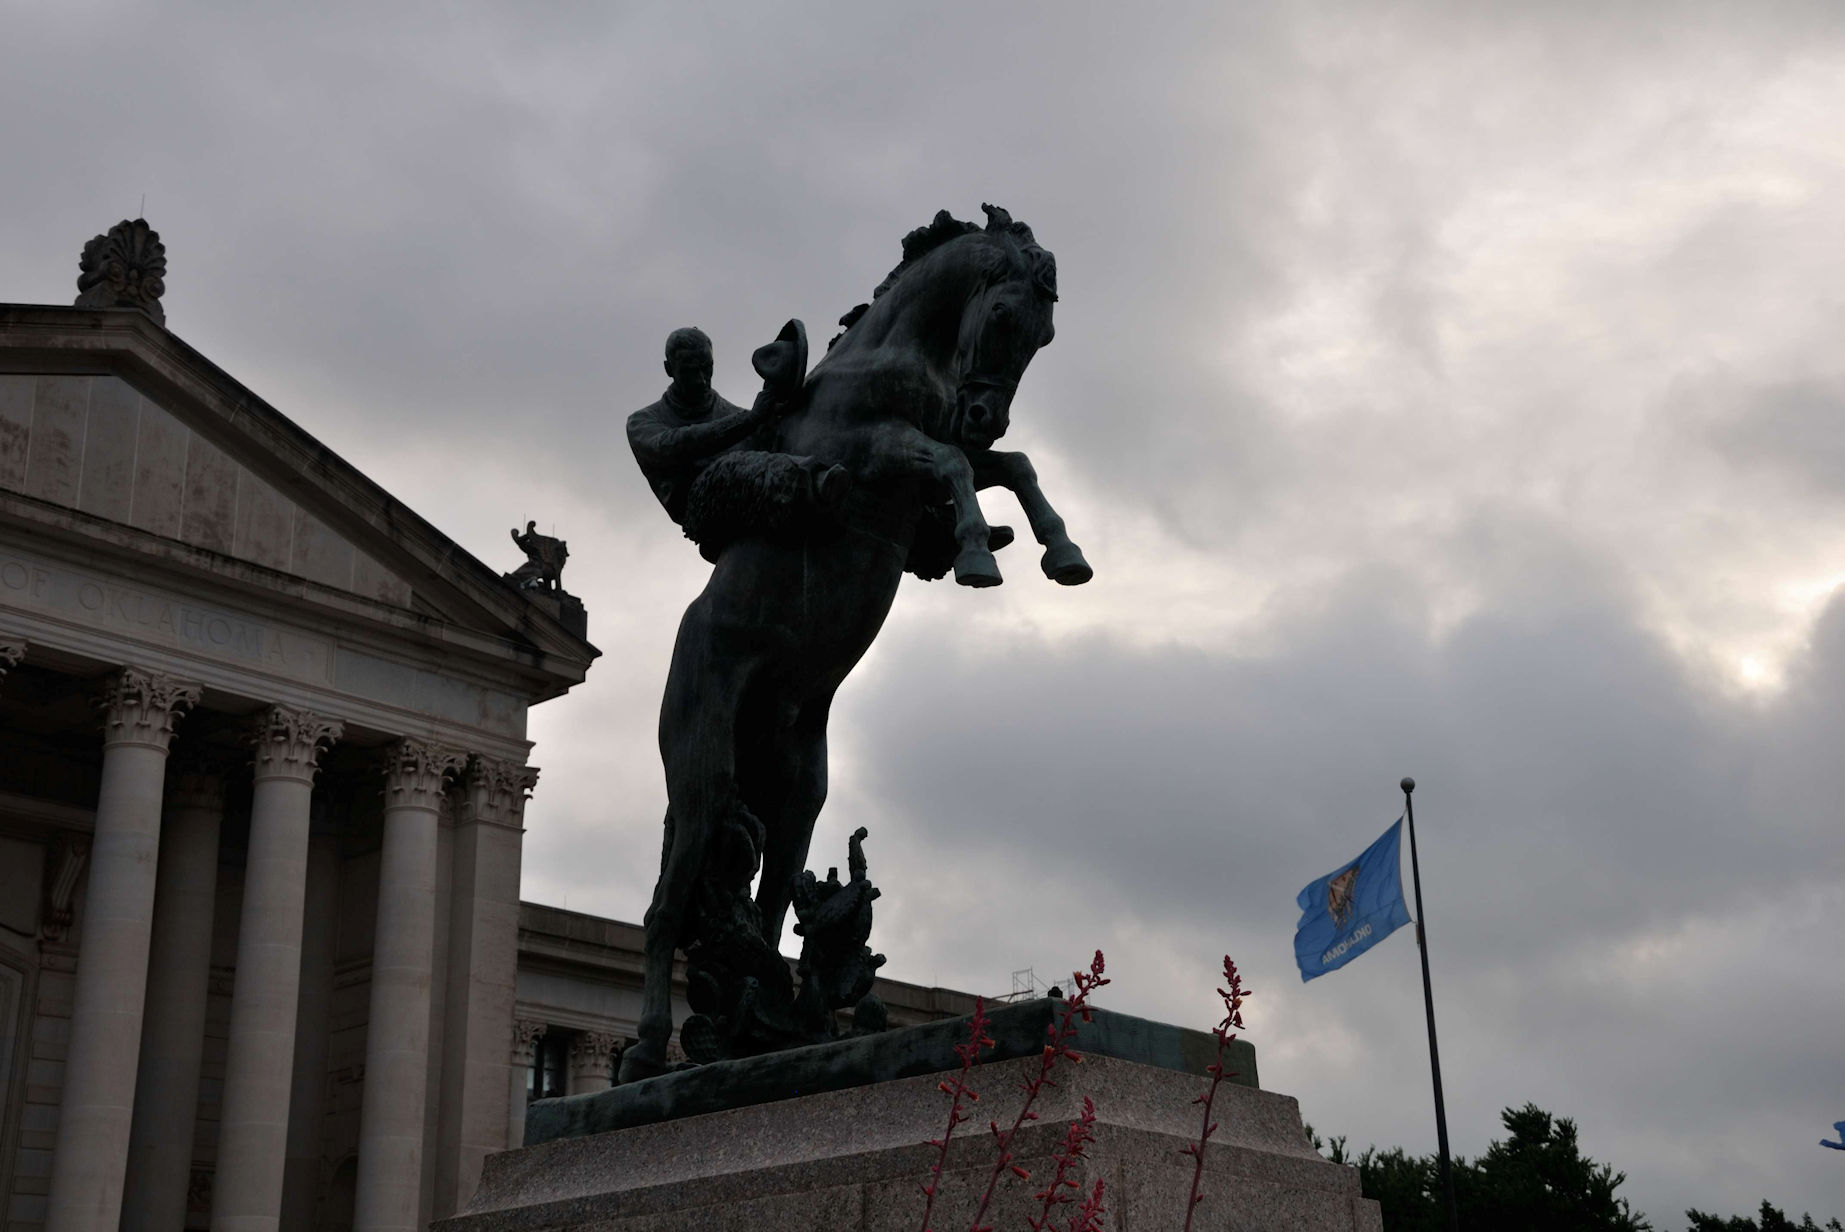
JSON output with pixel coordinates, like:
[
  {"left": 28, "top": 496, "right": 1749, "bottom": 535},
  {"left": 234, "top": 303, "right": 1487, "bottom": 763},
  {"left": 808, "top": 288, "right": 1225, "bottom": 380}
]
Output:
[{"left": 628, "top": 324, "right": 846, "bottom": 559}]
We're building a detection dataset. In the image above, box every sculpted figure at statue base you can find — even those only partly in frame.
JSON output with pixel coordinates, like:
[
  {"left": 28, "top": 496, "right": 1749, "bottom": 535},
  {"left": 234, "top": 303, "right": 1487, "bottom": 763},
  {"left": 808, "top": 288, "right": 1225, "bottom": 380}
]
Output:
[{"left": 621, "top": 205, "right": 1091, "bottom": 1084}]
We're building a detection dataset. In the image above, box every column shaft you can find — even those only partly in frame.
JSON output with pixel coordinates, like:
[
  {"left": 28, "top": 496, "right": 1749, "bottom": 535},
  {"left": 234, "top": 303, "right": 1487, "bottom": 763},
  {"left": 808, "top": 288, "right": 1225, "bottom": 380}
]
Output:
[
  {"left": 122, "top": 764, "right": 226, "bottom": 1232},
  {"left": 506, "top": 1022, "right": 545, "bottom": 1151},
  {"left": 213, "top": 708, "right": 341, "bottom": 1232},
  {"left": 352, "top": 740, "right": 462, "bottom": 1232},
  {"left": 44, "top": 668, "right": 199, "bottom": 1232},
  {"left": 433, "top": 759, "right": 537, "bottom": 1215},
  {"left": 279, "top": 830, "right": 339, "bottom": 1232}
]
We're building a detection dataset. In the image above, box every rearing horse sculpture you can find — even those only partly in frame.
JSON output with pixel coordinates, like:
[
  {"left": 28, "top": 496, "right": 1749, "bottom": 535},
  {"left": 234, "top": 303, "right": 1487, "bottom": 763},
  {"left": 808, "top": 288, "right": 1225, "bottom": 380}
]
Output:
[{"left": 621, "top": 205, "right": 1090, "bottom": 1082}]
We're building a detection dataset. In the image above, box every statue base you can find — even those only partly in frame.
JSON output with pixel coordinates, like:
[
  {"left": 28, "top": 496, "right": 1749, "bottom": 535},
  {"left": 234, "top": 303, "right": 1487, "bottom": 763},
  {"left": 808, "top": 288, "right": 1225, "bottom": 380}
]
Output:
[
  {"left": 531, "top": 1000, "right": 1255, "bottom": 1142},
  {"left": 440, "top": 1010, "right": 1379, "bottom": 1231}
]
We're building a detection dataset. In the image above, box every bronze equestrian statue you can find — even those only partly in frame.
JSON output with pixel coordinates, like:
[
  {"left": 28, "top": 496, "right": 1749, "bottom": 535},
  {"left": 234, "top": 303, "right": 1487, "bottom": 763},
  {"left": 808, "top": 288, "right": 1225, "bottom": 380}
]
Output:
[{"left": 621, "top": 204, "right": 1090, "bottom": 1082}]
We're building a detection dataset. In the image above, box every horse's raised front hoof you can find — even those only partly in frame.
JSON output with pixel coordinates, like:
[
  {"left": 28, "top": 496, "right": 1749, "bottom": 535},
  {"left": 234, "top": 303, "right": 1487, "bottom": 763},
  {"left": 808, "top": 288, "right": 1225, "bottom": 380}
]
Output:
[
  {"left": 954, "top": 548, "right": 1004, "bottom": 588},
  {"left": 618, "top": 1040, "right": 669, "bottom": 1085},
  {"left": 988, "top": 524, "right": 1015, "bottom": 552},
  {"left": 1041, "top": 542, "right": 1093, "bottom": 585}
]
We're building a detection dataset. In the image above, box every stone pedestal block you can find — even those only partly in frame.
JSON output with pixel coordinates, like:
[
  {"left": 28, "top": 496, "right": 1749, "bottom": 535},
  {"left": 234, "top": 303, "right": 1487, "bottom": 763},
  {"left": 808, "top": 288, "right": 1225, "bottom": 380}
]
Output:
[{"left": 438, "top": 1053, "right": 1379, "bottom": 1231}]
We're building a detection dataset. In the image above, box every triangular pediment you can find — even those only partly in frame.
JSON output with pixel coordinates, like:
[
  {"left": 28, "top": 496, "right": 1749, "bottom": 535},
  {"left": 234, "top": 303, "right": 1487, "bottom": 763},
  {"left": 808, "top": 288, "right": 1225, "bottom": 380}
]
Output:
[
  {"left": 0, "top": 306, "right": 596, "bottom": 683},
  {"left": 0, "top": 370, "right": 420, "bottom": 608}
]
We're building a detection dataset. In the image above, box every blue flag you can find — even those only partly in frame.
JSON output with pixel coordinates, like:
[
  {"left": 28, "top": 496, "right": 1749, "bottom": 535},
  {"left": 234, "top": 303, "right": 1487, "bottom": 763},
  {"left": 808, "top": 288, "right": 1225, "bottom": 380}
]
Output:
[{"left": 1295, "top": 818, "right": 1413, "bottom": 982}]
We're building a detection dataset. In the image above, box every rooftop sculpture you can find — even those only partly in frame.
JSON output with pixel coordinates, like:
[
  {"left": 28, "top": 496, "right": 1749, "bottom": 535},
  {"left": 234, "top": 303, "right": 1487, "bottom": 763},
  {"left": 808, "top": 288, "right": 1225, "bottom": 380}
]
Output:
[
  {"left": 621, "top": 204, "right": 1090, "bottom": 1082},
  {"left": 75, "top": 219, "right": 167, "bottom": 323},
  {"left": 506, "top": 521, "right": 570, "bottom": 594}
]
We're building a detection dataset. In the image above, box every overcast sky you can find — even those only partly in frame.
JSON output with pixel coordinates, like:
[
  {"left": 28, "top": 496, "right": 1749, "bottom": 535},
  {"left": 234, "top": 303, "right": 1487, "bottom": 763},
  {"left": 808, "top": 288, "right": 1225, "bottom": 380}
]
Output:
[{"left": 5, "top": 1, "right": 1843, "bottom": 1223}]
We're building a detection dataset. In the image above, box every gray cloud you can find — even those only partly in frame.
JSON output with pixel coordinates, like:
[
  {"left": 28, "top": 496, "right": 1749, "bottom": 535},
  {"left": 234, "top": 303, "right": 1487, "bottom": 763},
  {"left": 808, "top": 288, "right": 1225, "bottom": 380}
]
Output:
[
  {"left": 837, "top": 535, "right": 1841, "bottom": 1220},
  {"left": 7, "top": 0, "right": 1845, "bottom": 1223}
]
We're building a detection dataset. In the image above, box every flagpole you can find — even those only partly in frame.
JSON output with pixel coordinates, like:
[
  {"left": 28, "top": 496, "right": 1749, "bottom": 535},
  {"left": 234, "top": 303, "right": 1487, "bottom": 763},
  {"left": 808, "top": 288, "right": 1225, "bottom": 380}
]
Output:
[{"left": 1401, "top": 776, "right": 1459, "bottom": 1232}]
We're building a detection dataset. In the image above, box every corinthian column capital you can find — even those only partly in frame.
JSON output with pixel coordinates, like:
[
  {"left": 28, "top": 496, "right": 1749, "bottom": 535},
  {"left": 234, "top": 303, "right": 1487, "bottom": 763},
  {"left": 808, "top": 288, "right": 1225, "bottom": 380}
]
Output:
[
  {"left": 248, "top": 706, "right": 343, "bottom": 784},
  {"left": 570, "top": 1031, "right": 619, "bottom": 1063},
  {"left": 464, "top": 756, "right": 540, "bottom": 827},
  {"left": 0, "top": 635, "right": 25, "bottom": 677},
  {"left": 512, "top": 1019, "right": 547, "bottom": 1063},
  {"left": 98, "top": 667, "right": 202, "bottom": 752},
  {"left": 381, "top": 738, "right": 466, "bottom": 810}
]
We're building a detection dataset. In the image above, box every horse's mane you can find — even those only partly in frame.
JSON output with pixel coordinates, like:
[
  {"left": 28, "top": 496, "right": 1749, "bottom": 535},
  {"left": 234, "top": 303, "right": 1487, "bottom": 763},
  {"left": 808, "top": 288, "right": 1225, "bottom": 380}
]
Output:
[{"left": 829, "top": 204, "right": 1057, "bottom": 348}]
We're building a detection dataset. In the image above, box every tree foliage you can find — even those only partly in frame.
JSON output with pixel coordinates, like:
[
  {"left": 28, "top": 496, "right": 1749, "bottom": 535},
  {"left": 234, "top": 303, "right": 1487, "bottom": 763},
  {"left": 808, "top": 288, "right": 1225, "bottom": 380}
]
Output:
[
  {"left": 1684, "top": 1202, "right": 1843, "bottom": 1232},
  {"left": 1309, "top": 1107, "right": 1840, "bottom": 1232},
  {"left": 1315, "top": 1103, "right": 1650, "bottom": 1230}
]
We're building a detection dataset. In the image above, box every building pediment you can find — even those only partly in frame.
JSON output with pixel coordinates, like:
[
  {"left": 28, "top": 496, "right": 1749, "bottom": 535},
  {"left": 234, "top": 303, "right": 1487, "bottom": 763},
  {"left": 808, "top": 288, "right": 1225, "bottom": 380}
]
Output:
[{"left": 0, "top": 304, "right": 597, "bottom": 699}]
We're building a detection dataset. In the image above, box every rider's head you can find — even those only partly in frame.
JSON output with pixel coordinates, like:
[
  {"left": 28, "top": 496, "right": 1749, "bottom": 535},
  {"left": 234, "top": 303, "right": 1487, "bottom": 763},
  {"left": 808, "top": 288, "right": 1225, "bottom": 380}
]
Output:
[{"left": 664, "top": 327, "right": 714, "bottom": 403}]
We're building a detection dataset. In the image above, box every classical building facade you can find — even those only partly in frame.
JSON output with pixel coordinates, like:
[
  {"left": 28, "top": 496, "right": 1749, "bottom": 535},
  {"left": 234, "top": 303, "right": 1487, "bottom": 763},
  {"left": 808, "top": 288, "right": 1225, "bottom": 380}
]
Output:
[{"left": 0, "top": 223, "right": 598, "bottom": 1231}]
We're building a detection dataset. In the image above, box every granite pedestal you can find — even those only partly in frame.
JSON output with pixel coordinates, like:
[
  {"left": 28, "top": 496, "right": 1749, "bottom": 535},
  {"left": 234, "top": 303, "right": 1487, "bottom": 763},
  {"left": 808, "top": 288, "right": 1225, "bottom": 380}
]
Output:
[{"left": 440, "top": 1004, "right": 1380, "bottom": 1231}]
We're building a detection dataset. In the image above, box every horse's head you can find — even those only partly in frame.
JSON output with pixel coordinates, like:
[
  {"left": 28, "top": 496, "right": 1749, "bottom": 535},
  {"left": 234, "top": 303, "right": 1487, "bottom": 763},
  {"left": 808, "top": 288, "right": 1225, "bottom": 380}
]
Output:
[
  {"left": 832, "top": 204, "right": 1058, "bottom": 451},
  {"left": 951, "top": 211, "right": 1057, "bottom": 449}
]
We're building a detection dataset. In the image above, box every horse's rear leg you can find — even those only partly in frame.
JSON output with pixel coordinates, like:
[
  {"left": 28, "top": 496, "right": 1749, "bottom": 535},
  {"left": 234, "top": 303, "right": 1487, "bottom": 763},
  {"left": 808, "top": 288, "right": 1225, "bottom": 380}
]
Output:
[
  {"left": 754, "top": 698, "right": 832, "bottom": 949},
  {"left": 622, "top": 619, "right": 755, "bottom": 1081},
  {"left": 620, "top": 807, "right": 708, "bottom": 1083}
]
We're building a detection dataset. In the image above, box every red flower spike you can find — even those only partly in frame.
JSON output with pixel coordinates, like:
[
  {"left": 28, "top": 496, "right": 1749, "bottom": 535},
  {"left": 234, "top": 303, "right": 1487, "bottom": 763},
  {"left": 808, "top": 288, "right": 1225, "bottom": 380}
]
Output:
[
  {"left": 1181, "top": 954, "right": 1250, "bottom": 1232},
  {"left": 1066, "top": 1176, "right": 1107, "bottom": 1232},
  {"left": 964, "top": 950, "right": 1109, "bottom": 1232},
  {"left": 1026, "top": 1094, "right": 1098, "bottom": 1231},
  {"left": 917, "top": 997, "right": 993, "bottom": 1232}
]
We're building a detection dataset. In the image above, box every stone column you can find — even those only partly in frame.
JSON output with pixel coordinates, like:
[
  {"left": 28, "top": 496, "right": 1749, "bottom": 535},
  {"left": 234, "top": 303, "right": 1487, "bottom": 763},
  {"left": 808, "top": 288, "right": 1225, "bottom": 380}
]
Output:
[
  {"left": 352, "top": 739, "right": 463, "bottom": 1232},
  {"left": 0, "top": 634, "right": 24, "bottom": 677},
  {"left": 279, "top": 824, "right": 340, "bottom": 1232},
  {"left": 567, "top": 1031, "right": 619, "bottom": 1095},
  {"left": 505, "top": 1021, "right": 545, "bottom": 1151},
  {"left": 213, "top": 707, "right": 342, "bottom": 1232},
  {"left": 432, "top": 759, "right": 538, "bottom": 1215},
  {"left": 122, "top": 757, "right": 227, "bottom": 1232},
  {"left": 44, "top": 667, "right": 200, "bottom": 1232}
]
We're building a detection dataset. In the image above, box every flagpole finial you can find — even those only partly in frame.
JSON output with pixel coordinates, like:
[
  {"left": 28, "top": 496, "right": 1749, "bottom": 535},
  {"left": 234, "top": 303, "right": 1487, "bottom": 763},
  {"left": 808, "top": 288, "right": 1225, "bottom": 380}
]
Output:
[{"left": 1400, "top": 777, "right": 1416, "bottom": 794}]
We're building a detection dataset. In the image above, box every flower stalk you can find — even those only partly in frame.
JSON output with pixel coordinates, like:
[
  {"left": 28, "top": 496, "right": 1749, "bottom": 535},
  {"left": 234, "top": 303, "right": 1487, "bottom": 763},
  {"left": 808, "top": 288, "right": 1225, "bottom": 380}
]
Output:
[
  {"left": 966, "top": 950, "right": 1110, "bottom": 1232},
  {"left": 1180, "top": 955, "right": 1249, "bottom": 1232},
  {"left": 919, "top": 997, "right": 995, "bottom": 1232},
  {"left": 1067, "top": 1177, "right": 1107, "bottom": 1232},
  {"left": 1026, "top": 1095, "right": 1097, "bottom": 1231}
]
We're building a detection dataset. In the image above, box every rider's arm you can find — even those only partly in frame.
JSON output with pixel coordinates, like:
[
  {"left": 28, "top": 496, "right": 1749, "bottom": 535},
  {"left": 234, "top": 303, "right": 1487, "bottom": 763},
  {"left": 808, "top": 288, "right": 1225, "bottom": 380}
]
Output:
[{"left": 627, "top": 400, "right": 770, "bottom": 467}]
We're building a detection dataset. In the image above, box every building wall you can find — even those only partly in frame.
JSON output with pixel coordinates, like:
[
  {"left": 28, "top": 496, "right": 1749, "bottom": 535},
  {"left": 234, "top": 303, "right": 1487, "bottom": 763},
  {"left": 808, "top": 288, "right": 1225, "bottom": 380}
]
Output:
[{"left": 506, "top": 902, "right": 980, "bottom": 1121}]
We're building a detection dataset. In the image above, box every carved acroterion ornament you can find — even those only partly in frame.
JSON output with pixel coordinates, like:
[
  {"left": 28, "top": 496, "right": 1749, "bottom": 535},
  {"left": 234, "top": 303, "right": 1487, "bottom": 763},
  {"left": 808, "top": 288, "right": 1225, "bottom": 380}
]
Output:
[{"left": 75, "top": 219, "right": 168, "bottom": 323}]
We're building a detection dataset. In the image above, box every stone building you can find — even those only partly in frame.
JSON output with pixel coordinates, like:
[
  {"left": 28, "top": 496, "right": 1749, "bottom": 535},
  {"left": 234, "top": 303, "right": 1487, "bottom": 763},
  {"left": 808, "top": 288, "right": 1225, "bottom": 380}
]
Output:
[
  {"left": 506, "top": 903, "right": 977, "bottom": 1120},
  {"left": 0, "top": 221, "right": 979, "bottom": 1232},
  {"left": 0, "top": 221, "right": 598, "bottom": 1232}
]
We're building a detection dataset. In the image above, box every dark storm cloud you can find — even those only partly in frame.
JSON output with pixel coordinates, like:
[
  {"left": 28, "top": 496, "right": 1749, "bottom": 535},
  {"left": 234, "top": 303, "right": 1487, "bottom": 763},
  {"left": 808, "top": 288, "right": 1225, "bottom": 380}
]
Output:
[{"left": 6, "top": 1, "right": 1845, "bottom": 1225}]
